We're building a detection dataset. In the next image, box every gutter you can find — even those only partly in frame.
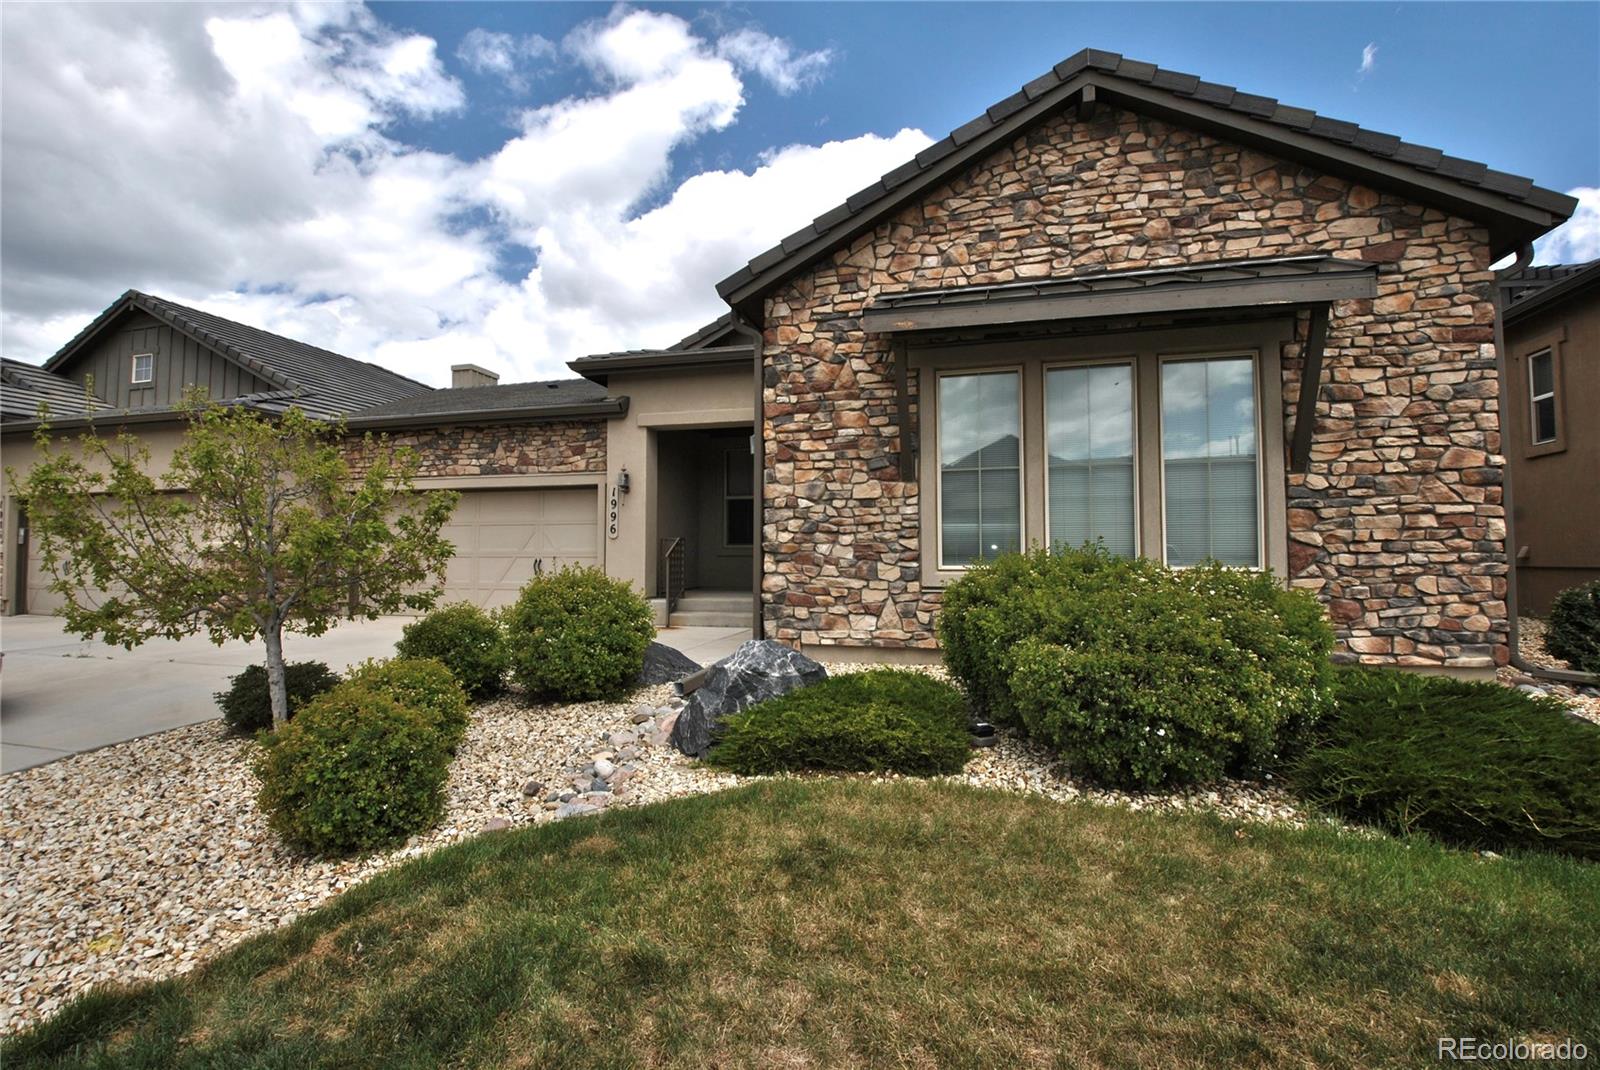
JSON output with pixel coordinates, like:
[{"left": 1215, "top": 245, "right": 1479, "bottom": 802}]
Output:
[
  {"left": 725, "top": 311, "right": 765, "bottom": 641},
  {"left": 1493, "top": 243, "right": 1598, "bottom": 688}
]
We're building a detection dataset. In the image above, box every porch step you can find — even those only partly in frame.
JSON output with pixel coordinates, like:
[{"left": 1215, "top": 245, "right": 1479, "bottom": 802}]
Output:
[{"left": 668, "top": 590, "right": 749, "bottom": 628}]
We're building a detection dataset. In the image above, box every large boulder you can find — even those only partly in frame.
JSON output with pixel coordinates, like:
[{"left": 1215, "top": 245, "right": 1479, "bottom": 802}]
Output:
[
  {"left": 636, "top": 641, "right": 701, "bottom": 686},
  {"left": 669, "top": 640, "right": 828, "bottom": 757}
]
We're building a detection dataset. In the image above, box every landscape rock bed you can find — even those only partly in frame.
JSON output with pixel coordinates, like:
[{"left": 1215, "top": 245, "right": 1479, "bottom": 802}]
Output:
[
  {"left": 1496, "top": 617, "right": 1600, "bottom": 726},
  {"left": 1, "top": 664, "right": 1324, "bottom": 1036}
]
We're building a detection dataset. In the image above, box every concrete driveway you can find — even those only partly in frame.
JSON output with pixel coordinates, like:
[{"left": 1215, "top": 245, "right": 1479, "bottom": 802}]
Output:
[{"left": 1, "top": 616, "right": 747, "bottom": 774}]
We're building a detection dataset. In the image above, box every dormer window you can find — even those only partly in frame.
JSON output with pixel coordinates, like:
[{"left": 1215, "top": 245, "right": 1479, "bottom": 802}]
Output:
[{"left": 131, "top": 353, "right": 154, "bottom": 384}]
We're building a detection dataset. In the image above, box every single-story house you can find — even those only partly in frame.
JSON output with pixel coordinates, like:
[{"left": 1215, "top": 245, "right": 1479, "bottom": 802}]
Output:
[
  {"left": 2, "top": 49, "right": 1582, "bottom": 676},
  {"left": 1495, "top": 258, "right": 1600, "bottom": 615}
]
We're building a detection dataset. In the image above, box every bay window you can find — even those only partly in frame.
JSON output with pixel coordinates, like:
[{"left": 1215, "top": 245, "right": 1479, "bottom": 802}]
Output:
[{"left": 917, "top": 323, "right": 1287, "bottom": 582}]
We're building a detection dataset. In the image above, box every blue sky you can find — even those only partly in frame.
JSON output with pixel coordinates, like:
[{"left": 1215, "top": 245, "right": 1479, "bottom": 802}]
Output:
[
  {"left": 2, "top": 2, "right": 1595, "bottom": 384},
  {"left": 375, "top": 2, "right": 1598, "bottom": 192}
]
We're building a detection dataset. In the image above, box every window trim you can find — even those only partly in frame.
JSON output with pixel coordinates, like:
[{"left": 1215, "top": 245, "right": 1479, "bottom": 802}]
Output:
[
  {"left": 130, "top": 352, "right": 154, "bottom": 385},
  {"left": 1516, "top": 328, "right": 1568, "bottom": 459},
  {"left": 1041, "top": 356, "right": 1141, "bottom": 557},
  {"left": 1156, "top": 351, "right": 1266, "bottom": 570},
  {"left": 722, "top": 446, "right": 754, "bottom": 549},
  {"left": 911, "top": 320, "right": 1291, "bottom": 589},
  {"left": 933, "top": 365, "right": 1026, "bottom": 571}
]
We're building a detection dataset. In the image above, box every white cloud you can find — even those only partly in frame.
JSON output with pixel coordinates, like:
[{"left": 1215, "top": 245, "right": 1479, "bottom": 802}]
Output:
[
  {"left": 0, "top": 3, "right": 924, "bottom": 385},
  {"left": 456, "top": 28, "right": 556, "bottom": 91},
  {"left": 717, "top": 28, "right": 833, "bottom": 95},
  {"left": 1534, "top": 186, "right": 1600, "bottom": 264},
  {"left": 1357, "top": 43, "right": 1378, "bottom": 77}
]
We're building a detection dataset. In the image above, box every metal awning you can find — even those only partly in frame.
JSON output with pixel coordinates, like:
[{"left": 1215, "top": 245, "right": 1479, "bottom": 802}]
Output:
[{"left": 862, "top": 255, "right": 1378, "bottom": 334}]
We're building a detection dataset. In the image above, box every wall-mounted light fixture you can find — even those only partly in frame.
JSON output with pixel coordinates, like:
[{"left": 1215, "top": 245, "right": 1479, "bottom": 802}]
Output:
[{"left": 617, "top": 468, "right": 631, "bottom": 495}]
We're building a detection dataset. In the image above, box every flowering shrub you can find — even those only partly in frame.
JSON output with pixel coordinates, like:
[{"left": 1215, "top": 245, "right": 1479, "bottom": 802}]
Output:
[{"left": 942, "top": 545, "right": 1335, "bottom": 789}]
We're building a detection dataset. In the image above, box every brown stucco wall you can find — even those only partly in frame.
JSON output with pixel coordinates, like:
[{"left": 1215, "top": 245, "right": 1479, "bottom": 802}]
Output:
[
  {"left": 1502, "top": 291, "right": 1600, "bottom": 615},
  {"left": 760, "top": 106, "right": 1507, "bottom": 671}
]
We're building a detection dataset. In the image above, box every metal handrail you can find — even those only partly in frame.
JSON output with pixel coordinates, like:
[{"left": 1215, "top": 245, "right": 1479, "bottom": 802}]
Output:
[{"left": 661, "top": 537, "right": 687, "bottom": 616}]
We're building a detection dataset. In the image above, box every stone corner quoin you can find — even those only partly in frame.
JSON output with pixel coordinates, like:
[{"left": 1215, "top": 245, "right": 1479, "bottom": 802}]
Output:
[{"left": 759, "top": 108, "right": 1509, "bottom": 671}]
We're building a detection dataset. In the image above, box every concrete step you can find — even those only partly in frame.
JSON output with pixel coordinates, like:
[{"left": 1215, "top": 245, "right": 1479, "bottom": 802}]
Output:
[
  {"left": 669, "top": 609, "right": 749, "bottom": 628},
  {"left": 674, "top": 591, "right": 748, "bottom": 611}
]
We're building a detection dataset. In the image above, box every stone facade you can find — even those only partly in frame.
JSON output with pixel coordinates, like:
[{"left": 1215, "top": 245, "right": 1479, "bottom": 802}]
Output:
[
  {"left": 761, "top": 107, "right": 1507, "bottom": 670},
  {"left": 342, "top": 421, "right": 606, "bottom": 477}
]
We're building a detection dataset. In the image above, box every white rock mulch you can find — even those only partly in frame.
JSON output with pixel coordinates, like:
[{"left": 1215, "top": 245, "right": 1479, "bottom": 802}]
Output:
[
  {"left": 0, "top": 664, "right": 1326, "bottom": 1037},
  {"left": 1496, "top": 617, "right": 1600, "bottom": 727}
]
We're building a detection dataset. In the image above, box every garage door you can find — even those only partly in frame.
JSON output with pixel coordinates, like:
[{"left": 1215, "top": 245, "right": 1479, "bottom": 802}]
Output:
[{"left": 440, "top": 487, "right": 599, "bottom": 609}]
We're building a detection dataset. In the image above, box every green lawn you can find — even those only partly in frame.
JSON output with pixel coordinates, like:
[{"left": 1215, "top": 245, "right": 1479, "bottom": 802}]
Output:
[{"left": 9, "top": 780, "right": 1597, "bottom": 1069}]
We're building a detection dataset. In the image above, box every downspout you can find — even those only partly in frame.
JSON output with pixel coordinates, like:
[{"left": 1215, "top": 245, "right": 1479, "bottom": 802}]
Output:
[
  {"left": 1493, "top": 243, "right": 1595, "bottom": 686},
  {"left": 727, "top": 308, "right": 765, "bottom": 641}
]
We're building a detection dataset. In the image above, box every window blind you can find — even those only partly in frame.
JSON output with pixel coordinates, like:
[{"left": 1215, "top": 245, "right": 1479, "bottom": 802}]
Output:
[
  {"left": 939, "top": 371, "right": 1021, "bottom": 566},
  {"left": 1161, "top": 357, "right": 1259, "bottom": 567},
  {"left": 1046, "top": 363, "right": 1135, "bottom": 556}
]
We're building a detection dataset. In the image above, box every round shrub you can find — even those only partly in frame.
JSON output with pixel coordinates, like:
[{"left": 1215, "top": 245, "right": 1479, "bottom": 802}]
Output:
[
  {"left": 709, "top": 669, "right": 971, "bottom": 776},
  {"left": 942, "top": 545, "right": 1335, "bottom": 790},
  {"left": 254, "top": 683, "right": 451, "bottom": 857},
  {"left": 344, "top": 657, "right": 471, "bottom": 750},
  {"left": 1545, "top": 580, "right": 1600, "bottom": 674},
  {"left": 395, "top": 603, "right": 508, "bottom": 700},
  {"left": 215, "top": 661, "right": 340, "bottom": 734},
  {"left": 1291, "top": 667, "right": 1600, "bottom": 860},
  {"left": 502, "top": 566, "right": 654, "bottom": 702}
]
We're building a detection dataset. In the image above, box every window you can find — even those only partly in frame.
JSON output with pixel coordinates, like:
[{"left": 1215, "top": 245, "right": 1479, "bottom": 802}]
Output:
[
  {"left": 723, "top": 448, "right": 753, "bottom": 547},
  {"left": 1161, "top": 356, "right": 1260, "bottom": 568},
  {"left": 1529, "top": 348, "right": 1557, "bottom": 444},
  {"left": 131, "top": 353, "right": 153, "bottom": 384},
  {"left": 1045, "top": 362, "right": 1136, "bottom": 556},
  {"left": 938, "top": 370, "right": 1021, "bottom": 567}
]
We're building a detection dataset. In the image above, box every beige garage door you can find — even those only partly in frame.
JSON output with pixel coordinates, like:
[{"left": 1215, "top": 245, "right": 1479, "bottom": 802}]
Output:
[{"left": 440, "top": 487, "right": 599, "bottom": 609}]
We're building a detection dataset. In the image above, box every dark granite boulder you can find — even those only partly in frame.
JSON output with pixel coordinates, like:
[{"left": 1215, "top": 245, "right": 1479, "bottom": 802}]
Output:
[
  {"left": 670, "top": 640, "right": 828, "bottom": 757},
  {"left": 635, "top": 641, "right": 701, "bottom": 687}
]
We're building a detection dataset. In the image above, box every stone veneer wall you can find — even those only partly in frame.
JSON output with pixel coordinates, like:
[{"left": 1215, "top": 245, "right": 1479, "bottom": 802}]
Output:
[
  {"left": 342, "top": 421, "right": 606, "bottom": 477},
  {"left": 761, "top": 107, "right": 1507, "bottom": 669}
]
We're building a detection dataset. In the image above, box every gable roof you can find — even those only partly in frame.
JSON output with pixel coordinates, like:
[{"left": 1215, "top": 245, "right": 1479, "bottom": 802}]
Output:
[
  {"left": 42, "top": 290, "right": 431, "bottom": 419},
  {"left": 1498, "top": 259, "right": 1600, "bottom": 326},
  {"left": 0, "top": 358, "right": 103, "bottom": 421},
  {"left": 667, "top": 314, "right": 742, "bottom": 351},
  {"left": 717, "top": 48, "right": 1577, "bottom": 313}
]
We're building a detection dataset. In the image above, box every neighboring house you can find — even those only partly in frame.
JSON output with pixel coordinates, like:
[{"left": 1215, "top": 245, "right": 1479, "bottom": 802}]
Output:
[
  {"left": 1496, "top": 259, "right": 1600, "bottom": 615},
  {"left": 2, "top": 49, "right": 1583, "bottom": 677}
]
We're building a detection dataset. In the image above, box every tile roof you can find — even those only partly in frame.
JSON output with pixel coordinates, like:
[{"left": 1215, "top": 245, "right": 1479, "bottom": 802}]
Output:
[
  {"left": 0, "top": 358, "right": 103, "bottom": 421},
  {"left": 718, "top": 48, "right": 1577, "bottom": 306},
  {"left": 349, "top": 377, "right": 613, "bottom": 422},
  {"left": 1497, "top": 259, "right": 1600, "bottom": 324},
  {"left": 42, "top": 290, "right": 432, "bottom": 419}
]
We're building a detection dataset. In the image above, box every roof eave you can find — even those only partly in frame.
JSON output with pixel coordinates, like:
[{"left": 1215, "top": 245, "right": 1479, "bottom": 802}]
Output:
[
  {"left": 345, "top": 397, "right": 628, "bottom": 429},
  {"left": 567, "top": 345, "right": 754, "bottom": 384},
  {"left": 1500, "top": 260, "right": 1600, "bottom": 326}
]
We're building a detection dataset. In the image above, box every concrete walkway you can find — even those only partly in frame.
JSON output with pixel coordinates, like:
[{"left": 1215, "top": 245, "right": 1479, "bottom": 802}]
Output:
[{"left": 0, "top": 616, "right": 747, "bottom": 773}]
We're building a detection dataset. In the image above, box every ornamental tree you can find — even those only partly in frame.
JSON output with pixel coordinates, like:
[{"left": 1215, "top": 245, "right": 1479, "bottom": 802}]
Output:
[{"left": 12, "top": 399, "right": 459, "bottom": 728}]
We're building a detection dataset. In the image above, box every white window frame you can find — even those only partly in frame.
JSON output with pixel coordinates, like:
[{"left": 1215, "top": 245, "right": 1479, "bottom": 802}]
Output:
[
  {"left": 1041, "top": 357, "right": 1140, "bottom": 557},
  {"left": 934, "top": 366, "right": 1025, "bottom": 572},
  {"left": 130, "top": 352, "right": 154, "bottom": 385},
  {"left": 1528, "top": 347, "right": 1557, "bottom": 445},
  {"left": 1156, "top": 350, "right": 1266, "bottom": 571}
]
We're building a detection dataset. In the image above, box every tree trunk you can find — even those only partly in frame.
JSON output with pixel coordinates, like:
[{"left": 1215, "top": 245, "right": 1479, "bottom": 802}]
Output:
[{"left": 263, "top": 619, "right": 291, "bottom": 729}]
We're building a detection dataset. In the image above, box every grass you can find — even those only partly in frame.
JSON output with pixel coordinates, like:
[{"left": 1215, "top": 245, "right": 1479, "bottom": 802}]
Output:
[{"left": 7, "top": 780, "right": 1597, "bottom": 1069}]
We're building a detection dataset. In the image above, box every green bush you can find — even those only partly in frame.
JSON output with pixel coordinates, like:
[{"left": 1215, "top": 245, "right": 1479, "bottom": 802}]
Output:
[
  {"left": 1291, "top": 667, "right": 1600, "bottom": 859},
  {"left": 502, "top": 566, "right": 654, "bottom": 702},
  {"left": 395, "top": 603, "right": 509, "bottom": 700},
  {"left": 709, "top": 669, "right": 971, "bottom": 776},
  {"left": 254, "top": 683, "right": 451, "bottom": 857},
  {"left": 214, "top": 661, "right": 340, "bottom": 734},
  {"left": 344, "top": 658, "right": 471, "bottom": 750},
  {"left": 940, "top": 545, "right": 1335, "bottom": 790},
  {"left": 1546, "top": 580, "right": 1600, "bottom": 674}
]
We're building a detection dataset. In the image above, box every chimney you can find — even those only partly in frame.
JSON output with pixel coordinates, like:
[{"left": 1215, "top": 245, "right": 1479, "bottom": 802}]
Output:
[{"left": 451, "top": 363, "right": 499, "bottom": 389}]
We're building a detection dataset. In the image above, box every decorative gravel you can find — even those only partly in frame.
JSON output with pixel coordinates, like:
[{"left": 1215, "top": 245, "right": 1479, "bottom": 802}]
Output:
[
  {"left": 1496, "top": 617, "right": 1600, "bottom": 727},
  {"left": 0, "top": 663, "right": 1339, "bottom": 1036}
]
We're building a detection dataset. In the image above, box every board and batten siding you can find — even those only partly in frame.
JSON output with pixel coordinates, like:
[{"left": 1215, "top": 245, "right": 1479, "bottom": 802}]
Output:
[{"left": 59, "top": 311, "right": 275, "bottom": 409}]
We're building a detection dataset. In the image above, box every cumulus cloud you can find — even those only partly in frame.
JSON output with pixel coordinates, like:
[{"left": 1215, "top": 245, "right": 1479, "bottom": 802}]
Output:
[
  {"left": 0, "top": 4, "right": 927, "bottom": 384},
  {"left": 456, "top": 28, "right": 556, "bottom": 91},
  {"left": 1534, "top": 186, "right": 1600, "bottom": 264},
  {"left": 717, "top": 28, "right": 833, "bottom": 95}
]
